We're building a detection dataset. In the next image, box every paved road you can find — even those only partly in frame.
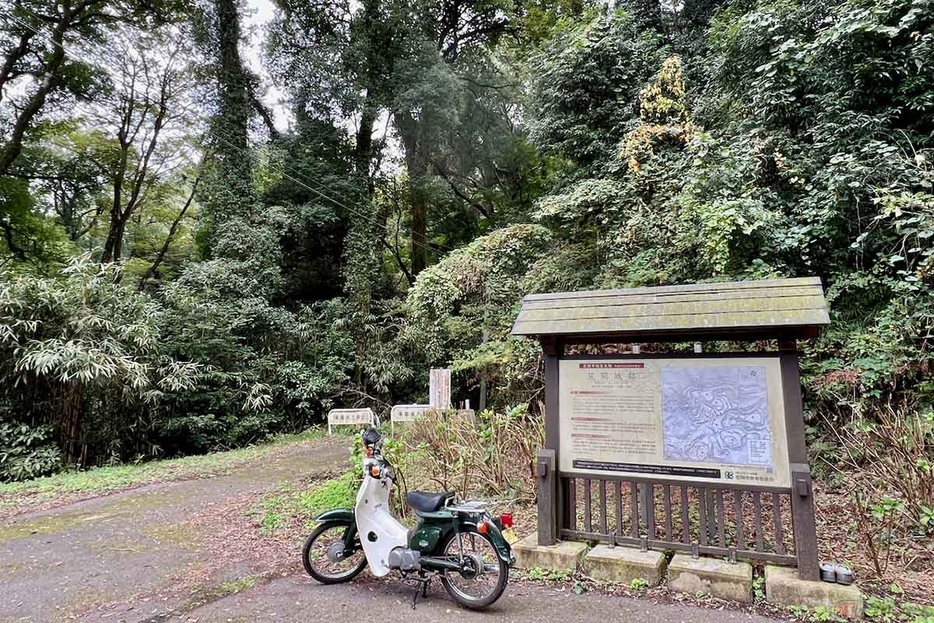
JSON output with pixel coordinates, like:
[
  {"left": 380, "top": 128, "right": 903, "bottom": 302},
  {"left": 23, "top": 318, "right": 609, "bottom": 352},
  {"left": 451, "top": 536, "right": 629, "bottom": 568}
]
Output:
[
  {"left": 0, "top": 437, "right": 349, "bottom": 623},
  {"left": 0, "top": 437, "right": 781, "bottom": 623},
  {"left": 174, "top": 576, "right": 779, "bottom": 623}
]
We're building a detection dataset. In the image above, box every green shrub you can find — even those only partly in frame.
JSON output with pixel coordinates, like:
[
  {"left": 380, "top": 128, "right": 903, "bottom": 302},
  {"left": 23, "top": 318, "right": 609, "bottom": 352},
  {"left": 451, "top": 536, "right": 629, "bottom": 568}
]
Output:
[{"left": 0, "top": 422, "right": 62, "bottom": 481}]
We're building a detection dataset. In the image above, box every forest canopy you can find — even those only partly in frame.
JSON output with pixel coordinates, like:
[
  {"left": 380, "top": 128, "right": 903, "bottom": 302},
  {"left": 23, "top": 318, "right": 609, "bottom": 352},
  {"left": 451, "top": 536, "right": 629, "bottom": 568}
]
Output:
[{"left": 0, "top": 0, "right": 932, "bottom": 489}]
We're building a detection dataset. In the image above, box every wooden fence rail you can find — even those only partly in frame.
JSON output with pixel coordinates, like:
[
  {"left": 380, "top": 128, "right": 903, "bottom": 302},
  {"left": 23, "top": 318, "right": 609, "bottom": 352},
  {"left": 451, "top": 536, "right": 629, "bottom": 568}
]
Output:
[{"left": 556, "top": 474, "right": 797, "bottom": 566}]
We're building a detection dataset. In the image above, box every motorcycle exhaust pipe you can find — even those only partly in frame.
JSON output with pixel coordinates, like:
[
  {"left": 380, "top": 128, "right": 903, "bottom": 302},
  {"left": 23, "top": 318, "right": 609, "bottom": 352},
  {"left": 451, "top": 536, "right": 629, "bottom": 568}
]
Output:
[{"left": 418, "top": 556, "right": 464, "bottom": 572}]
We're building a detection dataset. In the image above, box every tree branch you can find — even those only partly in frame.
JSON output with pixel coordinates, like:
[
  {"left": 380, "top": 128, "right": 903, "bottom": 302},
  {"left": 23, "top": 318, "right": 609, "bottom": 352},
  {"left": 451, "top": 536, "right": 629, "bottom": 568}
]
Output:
[
  {"left": 252, "top": 96, "right": 280, "bottom": 140},
  {"left": 138, "top": 167, "right": 202, "bottom": 289},
  {"left": 431, "top": 158, "right": 491, "bottom": 218}
]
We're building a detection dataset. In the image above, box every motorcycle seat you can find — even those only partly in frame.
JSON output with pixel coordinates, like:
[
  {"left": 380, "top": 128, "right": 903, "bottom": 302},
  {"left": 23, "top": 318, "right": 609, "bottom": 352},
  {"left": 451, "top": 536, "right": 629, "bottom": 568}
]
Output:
[{"left": 406, "top": 490, "right": 455, "bottom": 513}]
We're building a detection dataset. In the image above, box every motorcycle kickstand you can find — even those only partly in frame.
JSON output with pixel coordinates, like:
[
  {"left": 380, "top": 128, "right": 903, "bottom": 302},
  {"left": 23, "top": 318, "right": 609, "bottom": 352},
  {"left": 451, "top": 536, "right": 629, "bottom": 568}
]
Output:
[{"left": 411, "top": 574, "right": 431, "bottom": 610}]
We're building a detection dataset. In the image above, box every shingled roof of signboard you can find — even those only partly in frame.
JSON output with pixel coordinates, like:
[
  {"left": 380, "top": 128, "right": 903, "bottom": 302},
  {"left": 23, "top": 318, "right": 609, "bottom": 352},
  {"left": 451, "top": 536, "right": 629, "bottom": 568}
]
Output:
[{"left": 510, "top": 277, "right": 830, "bottom": 342}]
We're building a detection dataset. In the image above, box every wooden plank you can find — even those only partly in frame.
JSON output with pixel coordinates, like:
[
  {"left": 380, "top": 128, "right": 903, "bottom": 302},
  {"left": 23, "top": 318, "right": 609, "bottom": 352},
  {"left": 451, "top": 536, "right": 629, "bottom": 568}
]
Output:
[
  {"left": 698, "top": 488, "right": 709, "bottom": 546},
  {"left": 716, "top": 489, "right": 726, "bottom": 547},
  {"left": 558, "top": 470, "right": 790, "bottom": 493},
  {"left": 615, "top": 481, "right": 623, "bottom": 536},
  {"left": 772, "top": 492, "right": 785, "bottom": 555},
  {"left": 513, "top": 308, "right": 830, "bottom": 336},
  {"left": 753, "top": 491, "right": 764, "bottom": 552},
  {"left": 734, "top": 490, "right": 745, "bottom": 551},
  {"left": 630, "top": 482, "right": 639, "bottom": 538},
  {"left": 517, "top": 301, "right": 826, "bottom": 328},
  {"left": 521, "top": 288, "right": 823, "bottom": 311},
  {"left": 645, "top": 485, "right": 656, "bottom": 540},
  {"left": 542, "top": 338, "right": 560, "bottom": 452},
  {"left": 681, "top": 486, "right": 690, "bottom": 544},
  {"left": 584, "top": 479, "right": 592, "bottom": 533},
  {"left": 542, "top": 337, "right": 562, "bottom": 539},
  {"left": 519, "top": 294, "right": 825, "bottom": 318},
  {"left": 599, "top": 480, "right": 608, "bottom": 534},
  {"left": 539, "top": 326, "right": 824, "bottom": 344},
  {"left": 522, "top": 277, "right": 823, "bottom": 301},
  {"left": 663, "top": 485, "right": 672, "bottom": 541}
]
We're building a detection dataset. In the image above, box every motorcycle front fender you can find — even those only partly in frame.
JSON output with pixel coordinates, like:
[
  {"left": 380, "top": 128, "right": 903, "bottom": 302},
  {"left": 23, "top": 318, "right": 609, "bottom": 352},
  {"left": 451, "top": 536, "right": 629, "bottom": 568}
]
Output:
[{"left": 316, "top": 508, "right": 355, "bottom": 524}]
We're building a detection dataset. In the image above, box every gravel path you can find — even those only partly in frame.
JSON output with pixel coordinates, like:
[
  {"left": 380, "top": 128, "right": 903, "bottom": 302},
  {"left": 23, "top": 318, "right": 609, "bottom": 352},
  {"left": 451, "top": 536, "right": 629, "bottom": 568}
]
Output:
[{"left": 0, "top": 437, "right": 784, "bottom": 623}]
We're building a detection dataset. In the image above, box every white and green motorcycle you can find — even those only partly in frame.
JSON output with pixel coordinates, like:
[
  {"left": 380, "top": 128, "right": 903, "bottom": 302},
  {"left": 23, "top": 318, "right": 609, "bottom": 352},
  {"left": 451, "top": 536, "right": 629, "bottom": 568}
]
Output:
[{"left": 302, "top": 427, "right": 516, "bottom": 610}]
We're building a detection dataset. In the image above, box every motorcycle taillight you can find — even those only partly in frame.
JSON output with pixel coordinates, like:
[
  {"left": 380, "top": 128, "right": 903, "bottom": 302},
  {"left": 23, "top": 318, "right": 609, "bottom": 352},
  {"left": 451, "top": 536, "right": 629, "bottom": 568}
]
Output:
[{"left": 499, "top": 512, "right": 513, "bottom": 528}]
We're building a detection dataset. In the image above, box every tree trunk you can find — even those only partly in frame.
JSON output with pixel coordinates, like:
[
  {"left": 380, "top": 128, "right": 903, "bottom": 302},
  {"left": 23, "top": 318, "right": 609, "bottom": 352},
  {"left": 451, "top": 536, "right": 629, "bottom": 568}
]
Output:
[
  {"left": 0, "top": 16, "right": 68, "bottom": 177},
  {"left": 396, "top": 112, "right": 429, "bottom": 276},
  {"left": 101, "top": 150, "right": 129, "bottom": 263},
  {"left": 201, "top": 0, "right": 256, "bottom": 252}
]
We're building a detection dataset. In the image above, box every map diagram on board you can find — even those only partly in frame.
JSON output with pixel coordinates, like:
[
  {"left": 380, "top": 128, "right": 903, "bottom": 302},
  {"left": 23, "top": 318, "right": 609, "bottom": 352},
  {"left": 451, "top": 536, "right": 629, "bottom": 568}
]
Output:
[{"left": 661, "top": 366, "right": 773, "bottom": 469}]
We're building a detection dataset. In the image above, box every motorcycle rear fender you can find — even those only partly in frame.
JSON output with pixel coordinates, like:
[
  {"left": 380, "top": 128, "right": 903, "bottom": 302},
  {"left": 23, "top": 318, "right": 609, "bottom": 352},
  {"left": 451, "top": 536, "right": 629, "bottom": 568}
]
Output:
[{"left": 448, "top": 516, "right": 515, "bottom": 565}]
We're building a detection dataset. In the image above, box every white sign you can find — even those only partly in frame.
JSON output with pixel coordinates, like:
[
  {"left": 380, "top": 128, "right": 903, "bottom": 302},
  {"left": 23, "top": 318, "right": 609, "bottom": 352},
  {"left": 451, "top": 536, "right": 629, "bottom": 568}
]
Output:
[
  {"left": 454, "top": 408, "right": 476, "bottom": 425},
  {"left": 558, "top": 358, "right": 790, "bottom": 487},
  {"left": 429, "top": 368, "right": 452, "bottom": 410},
  {"left": 390, "top": 404, "right": 434, "bottom": 433},
  {"left": 327, "top": 408, "right": 376, "bottom": 435}
]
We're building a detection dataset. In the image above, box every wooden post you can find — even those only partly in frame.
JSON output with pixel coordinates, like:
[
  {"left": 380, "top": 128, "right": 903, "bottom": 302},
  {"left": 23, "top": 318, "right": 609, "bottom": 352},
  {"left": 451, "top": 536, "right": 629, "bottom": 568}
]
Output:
[
  {"left": 780, "top": 339, "right": 820, "bottom": 581},
  {"left": 538, "top": 449, "right": 557, "bottom": 546},
  {"left": 542, "top": 337, "right": 565, "bottom": 537}
]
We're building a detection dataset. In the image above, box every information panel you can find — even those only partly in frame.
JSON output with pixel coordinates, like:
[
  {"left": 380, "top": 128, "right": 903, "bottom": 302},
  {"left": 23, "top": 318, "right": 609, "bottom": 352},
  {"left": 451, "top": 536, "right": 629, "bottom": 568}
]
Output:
[{"left": 558, "top": 358, "right": 790, "bottom": 487}]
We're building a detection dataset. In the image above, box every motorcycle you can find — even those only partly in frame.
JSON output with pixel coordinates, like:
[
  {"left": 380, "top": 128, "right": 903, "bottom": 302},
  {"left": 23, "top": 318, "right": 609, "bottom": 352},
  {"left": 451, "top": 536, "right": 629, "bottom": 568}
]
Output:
[{"left": 302, "top": 427, "right": 516, "bottom": 610}]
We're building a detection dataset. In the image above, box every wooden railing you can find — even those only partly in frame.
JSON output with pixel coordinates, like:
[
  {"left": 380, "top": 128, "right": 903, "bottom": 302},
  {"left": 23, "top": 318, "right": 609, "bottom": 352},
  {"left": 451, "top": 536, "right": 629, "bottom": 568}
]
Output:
[{"left": 557, "top": 474, "right": 797, "bottom": 565}]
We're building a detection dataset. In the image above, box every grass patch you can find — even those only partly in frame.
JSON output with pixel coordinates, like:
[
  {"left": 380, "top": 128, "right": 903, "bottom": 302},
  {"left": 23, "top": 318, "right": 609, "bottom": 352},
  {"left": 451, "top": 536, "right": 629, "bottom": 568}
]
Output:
[
  {"left": 0, "top": 428, "right": 326, "bottom": 514},
  {"left": 251, "top": 471, "right": 357, "bottom": 536}
]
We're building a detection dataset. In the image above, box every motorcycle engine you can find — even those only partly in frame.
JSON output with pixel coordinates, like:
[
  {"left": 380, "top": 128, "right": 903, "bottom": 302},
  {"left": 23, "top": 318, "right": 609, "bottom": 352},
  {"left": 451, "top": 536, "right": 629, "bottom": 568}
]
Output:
[{"left": 387, "top": 547, "right": 421, "bottom": 571}]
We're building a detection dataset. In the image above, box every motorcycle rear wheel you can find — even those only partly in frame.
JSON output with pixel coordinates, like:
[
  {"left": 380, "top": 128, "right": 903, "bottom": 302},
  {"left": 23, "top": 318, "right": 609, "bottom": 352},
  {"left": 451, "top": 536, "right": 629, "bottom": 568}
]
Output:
[
  {"left": 439, "top": 527, "right": 509, "bottom": 610},
  {"left": 302, "top": 520, "right": 367, "bottom": 584}
]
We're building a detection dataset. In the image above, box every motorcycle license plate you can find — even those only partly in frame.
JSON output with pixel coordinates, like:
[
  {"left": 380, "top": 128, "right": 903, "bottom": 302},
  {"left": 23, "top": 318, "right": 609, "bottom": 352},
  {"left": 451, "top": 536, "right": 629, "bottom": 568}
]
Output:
[{"left": 502, "top": 528, "right": 518, "bottom": 544}]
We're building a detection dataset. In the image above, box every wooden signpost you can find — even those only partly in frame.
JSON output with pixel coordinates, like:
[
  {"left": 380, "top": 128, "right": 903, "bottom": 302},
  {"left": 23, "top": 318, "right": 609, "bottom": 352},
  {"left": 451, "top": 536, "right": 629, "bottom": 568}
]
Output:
[
  {"left": 429, "top": 368, "right": 452, "bottom": 410},
  {"left": 390, "top": 404, "right": 434, "bottom": 433},
  {"left": 327, "top": 408, "right": 376, "bottom": 435},
  {"left": 512, "top": 278, "right": 829, "bottom": 580}
]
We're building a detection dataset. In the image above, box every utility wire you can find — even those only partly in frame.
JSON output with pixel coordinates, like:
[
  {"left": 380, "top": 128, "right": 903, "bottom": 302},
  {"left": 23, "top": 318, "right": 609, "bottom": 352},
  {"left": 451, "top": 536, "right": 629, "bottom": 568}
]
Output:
[{"left": 3, "top": 9, "right": 448, "bottom": 257}]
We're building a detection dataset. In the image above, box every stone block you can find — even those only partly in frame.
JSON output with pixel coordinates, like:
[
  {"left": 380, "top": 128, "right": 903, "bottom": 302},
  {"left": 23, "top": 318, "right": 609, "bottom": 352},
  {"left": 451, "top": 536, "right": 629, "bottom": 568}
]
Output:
[
  {"left": 512, "top": 534, "right": 589, "bottom": 572},
  {"left": 667, "top": 554, "right": 753, "bottom": 603},
  {"left": 583, "top": 545, "right": 667, "bottom": 586},
  {"left": 765, "top": 565, "right": 863, "bottom": 619}
]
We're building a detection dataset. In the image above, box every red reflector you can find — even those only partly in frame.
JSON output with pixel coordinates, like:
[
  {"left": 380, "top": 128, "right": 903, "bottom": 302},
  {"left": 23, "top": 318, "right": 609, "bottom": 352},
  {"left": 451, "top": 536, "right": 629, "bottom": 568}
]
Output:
[
  {"left": 500, "top": 513, "right": 513, "bottom": 528},
  {"left": 478, "top": 521, "right": 490, "bottom": 534}
]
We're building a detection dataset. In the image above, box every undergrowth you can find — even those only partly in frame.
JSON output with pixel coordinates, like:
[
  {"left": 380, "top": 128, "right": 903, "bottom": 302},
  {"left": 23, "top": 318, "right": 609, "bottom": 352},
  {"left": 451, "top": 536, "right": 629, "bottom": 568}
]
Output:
[
  {"left": 0, "top": 428, "right": 326, "bottom": 515},
  {"left": 253, "top": 471, "right": 357, "bottom": 536}
]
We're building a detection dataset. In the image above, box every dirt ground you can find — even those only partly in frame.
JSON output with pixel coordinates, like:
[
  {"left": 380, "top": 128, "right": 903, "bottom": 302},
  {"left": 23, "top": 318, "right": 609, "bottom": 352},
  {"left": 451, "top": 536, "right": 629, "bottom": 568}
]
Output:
[{"left": 0, "top": 435, "right": 788, "bottom": 623}]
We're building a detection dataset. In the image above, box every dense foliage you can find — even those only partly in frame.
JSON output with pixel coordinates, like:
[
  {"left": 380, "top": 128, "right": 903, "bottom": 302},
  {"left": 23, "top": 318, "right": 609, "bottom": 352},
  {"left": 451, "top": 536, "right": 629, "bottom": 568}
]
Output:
[{"left": 1, "top": 0, "right": 933, "bottom": 561}]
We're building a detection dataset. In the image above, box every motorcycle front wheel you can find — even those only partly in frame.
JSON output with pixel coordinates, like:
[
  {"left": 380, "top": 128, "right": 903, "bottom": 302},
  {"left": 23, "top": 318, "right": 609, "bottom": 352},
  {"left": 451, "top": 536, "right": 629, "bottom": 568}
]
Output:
[
  {"left": 439, "top": 526, "right": 509, "bottom": 610},
  {"left": 302, "top": 520, "right": 367, "bottom": 584}
]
